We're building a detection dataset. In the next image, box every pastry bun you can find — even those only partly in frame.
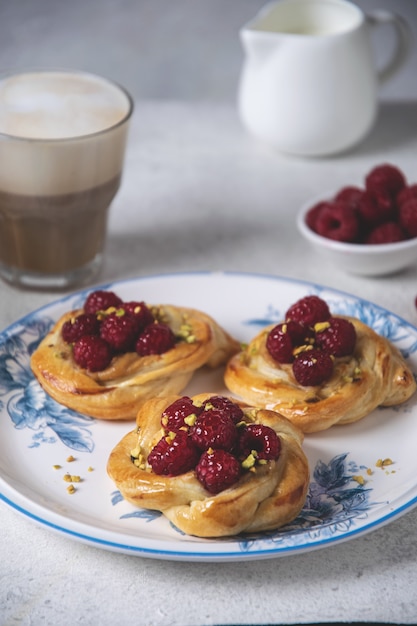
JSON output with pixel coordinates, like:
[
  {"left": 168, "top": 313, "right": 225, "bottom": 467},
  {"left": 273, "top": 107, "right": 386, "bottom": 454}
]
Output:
[
  {"left": 107, "top": 393, "right": 309, "bottom": 538},
  {"left": 224, "top": 316, "right": 416, "bottom": 433},
  {"left": 30, "top": 305, "right": 239, "bottom": 420}
]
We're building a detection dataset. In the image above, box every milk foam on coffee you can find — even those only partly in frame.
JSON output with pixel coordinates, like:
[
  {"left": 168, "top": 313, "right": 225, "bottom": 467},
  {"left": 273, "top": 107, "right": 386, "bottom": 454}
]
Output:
[
  {"left": 0, "top": 71, "right": 131, "bottom": 139},
  {"left": 0, "top": 71, "right": 132, "bottom": 195}
]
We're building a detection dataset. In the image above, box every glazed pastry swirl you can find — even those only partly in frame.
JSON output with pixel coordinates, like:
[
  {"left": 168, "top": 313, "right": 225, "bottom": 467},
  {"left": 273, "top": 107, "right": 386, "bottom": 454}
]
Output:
[
  {"left": 30, "top": 305, "right": 240, "bottom": 420},
  {"left": 224, "top": 316, "right": 416, "bottom": 433},
  {"left": 107, "top": 393, "right": 309, "bottom": 537}
]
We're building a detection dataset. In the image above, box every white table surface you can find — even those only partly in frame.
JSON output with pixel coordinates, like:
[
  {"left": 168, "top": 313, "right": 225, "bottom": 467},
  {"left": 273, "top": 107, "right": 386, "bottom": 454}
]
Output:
[{"left": 1, "top": 1, "right": 417, "bottom": 625}]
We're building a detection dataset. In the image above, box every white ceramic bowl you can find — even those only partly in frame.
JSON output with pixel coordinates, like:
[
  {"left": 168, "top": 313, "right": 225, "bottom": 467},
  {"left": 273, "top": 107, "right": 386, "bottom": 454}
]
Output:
[{"left": 297, "top": 194, "right": 417, "bottom": 276}]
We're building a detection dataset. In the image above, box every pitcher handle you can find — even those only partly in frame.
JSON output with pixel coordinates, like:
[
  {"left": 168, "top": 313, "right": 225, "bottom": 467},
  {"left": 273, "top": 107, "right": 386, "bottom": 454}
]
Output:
[{"left": 367, "top": 10, "right": 413, "bottom": 85}]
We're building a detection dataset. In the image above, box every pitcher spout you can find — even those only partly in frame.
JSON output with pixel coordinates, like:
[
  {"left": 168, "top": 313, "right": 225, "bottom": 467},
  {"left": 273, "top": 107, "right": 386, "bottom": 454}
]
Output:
[{"left": 240, "top": 27, "right": 280, "bottom": 65}]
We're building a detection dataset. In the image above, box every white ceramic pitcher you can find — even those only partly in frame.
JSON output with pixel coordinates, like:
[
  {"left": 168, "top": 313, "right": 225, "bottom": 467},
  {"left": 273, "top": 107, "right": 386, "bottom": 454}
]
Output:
[{"left": 238, "top": 0, "right": 412, "bottom": 156}]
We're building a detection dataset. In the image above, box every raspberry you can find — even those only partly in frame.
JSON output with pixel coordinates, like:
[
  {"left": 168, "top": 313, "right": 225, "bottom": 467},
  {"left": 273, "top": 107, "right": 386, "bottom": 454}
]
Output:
[
  {"left": 161, "top": 396, "right": 202, "bottom": 432},
  {"left": 73, "top": 335, "right": 113, "bottom": 371},
  {"left": 100, "top": 312, "right": 139, "bottom": 352},
  {"left": 147, "top": 430, "right": 200, "bottom": 476},
  {"left": 238, "top": 424, "right": 281, "bottom": 462},
  {"left": 334, "top": 186, "right": 364, "bottom": 210},
  {"left": 399, "top": 198, "right": 417, "bottom": 238},
  {"left": 62, "top": 313, "right": 100, "bottom": 344},
  {"left": 286, "top": 295, "right": 331, "bottom": 327},
  {"left": 84, "top": 290, "right": 123, "bottom": 314},
  {"left": 191, "top": 409, "right": 238, "bottom": 451},
  {"left": 266, "top": 323, "right": 294, "bottom": 363},
  {"left": 315, "top": 202, "right": 360, "bottom": 242},
  {"left": 356, "top": 190, "right": 394, "bottom": 227},
  {"left": 136, "top": 323, "right": 176, "bottom": 356},
  {"left": 201, "top": 395, "right": 244, "bottom": 424},
  {"left": 365, "top": 163, "right": 406, "bottom": 199},
  {"left": 397, "top": 184, "right": 417, "bottom": 207},
  {"left": 122, "top": 301, "right": 154, "bottom": 332},
  {"left": 305, "top": 201, "right": 329, "bottom": 231},
  {"left": 195, "top": 449, "right": 241, "bottom": 494},
  {"left": 315, "top": 317, "right": 356, "bottom": 357},
  {"left": 365, "top": 222, "right": 406, "bottom": 244},
  {"left": 266, "top": 321, "right": 313, "bottom": 364},
  {"left": 292, "top": 348, "right": 334, "bottom": 386}
]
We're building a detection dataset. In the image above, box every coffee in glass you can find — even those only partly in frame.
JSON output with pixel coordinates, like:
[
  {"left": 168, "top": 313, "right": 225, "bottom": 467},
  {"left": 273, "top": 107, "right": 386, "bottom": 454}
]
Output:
[{"left": 0, "top": 70, "right": 133, "bottom": 289}]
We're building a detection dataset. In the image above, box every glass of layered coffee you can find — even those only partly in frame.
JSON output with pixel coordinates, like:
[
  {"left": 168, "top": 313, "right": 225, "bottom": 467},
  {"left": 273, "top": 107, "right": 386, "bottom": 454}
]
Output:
[{"left": 0, "top": 70, "right": 133, "bottom": 290}]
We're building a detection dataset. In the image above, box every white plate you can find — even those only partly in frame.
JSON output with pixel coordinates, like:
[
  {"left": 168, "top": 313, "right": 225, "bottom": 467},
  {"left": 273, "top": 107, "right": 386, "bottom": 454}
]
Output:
[{"left": 1, "top": 271, "right": 416, "bottom": 562}]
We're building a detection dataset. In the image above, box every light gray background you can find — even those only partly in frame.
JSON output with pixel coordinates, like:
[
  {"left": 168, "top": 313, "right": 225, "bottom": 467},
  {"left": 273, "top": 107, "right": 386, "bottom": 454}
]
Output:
[{"left": 0, "top": 0, "right": 416, "bottom": 103}]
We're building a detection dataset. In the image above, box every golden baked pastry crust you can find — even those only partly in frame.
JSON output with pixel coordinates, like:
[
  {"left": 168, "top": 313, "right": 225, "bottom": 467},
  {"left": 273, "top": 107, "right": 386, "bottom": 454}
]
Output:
[
  {"left": 224, "top": 316, "right": 416, "bottom": 433},
  {"left": 107, "top": 393, "right": 310, "bottom": 538},
  {"left": 30, "top": 305, "right": 240, "bottom": 420}
]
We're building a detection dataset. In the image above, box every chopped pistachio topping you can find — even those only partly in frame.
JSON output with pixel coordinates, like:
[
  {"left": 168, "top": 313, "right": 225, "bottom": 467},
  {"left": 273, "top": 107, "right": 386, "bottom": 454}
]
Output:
[
  {"left": 293, "top": 344, "right": 313, "bottom": 356},
  {"left": 241, "top": 452, "right": 257, "bottom": 469},
  {"left": 133, "top": 454, "right": 147, "bottom": 470},
  {"left": 53, "top": 464, "right": 61, "bottom": 470},
  {"left": 352, "top": 475, "right": 365, "bottom": 486},
  {"left": 130, "top": 446, "right": 141, "bottom": 459},
  {"left": 376, "top": 458, "right": 394, "bottom": 469},
  {"left": 131, "top": 444, "right": 147, "bottom": 469},
  {"left": 63, "top": 474, "right": 81, "bottom": 483},
  {"left": 314, "top": 321, "right": 330, "bottom": 333},
  {"left": 176, "top": 323, "right": 197, "bottom": 343},
  {"left": 184, "top": 413, "right": 198, "bottom": 427}
]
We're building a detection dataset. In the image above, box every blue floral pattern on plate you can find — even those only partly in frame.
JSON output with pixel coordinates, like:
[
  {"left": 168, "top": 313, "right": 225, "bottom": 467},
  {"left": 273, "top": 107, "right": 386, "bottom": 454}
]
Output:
[{"left": 0, "top": 315, "right": 95, "bottom": 452}]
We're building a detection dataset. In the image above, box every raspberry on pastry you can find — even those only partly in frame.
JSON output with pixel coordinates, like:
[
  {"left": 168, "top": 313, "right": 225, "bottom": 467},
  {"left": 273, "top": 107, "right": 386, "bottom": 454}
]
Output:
[
  {"left": 107, "top": 393, "right": 309, "bottom": 537},
  {"left": 224, "top": 296, "right": 416, "bottom": 433},
  {"left": 30, "top": 290, "right": 240, "bottom": 420}
]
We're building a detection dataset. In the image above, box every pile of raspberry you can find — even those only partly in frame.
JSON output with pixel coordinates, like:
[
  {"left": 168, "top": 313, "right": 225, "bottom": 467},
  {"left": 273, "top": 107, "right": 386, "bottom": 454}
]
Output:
[
  {"left": 61, "top": 290, "right": 176, "bottom": 372},
  {"left": 266, "top": 295, "right": 357, "bottom": 386},
  {"left": 141, "top": 395, "right": 281, "bottom": 494},
  {"left": 305, "top": 163, "right": 417, "bottom": 244}
]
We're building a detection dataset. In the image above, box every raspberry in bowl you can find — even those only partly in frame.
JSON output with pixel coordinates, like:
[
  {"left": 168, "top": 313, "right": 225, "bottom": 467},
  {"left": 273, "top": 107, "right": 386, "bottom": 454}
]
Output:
[{"left": 297, "top": 164, "right": 417, "bottom": 276}]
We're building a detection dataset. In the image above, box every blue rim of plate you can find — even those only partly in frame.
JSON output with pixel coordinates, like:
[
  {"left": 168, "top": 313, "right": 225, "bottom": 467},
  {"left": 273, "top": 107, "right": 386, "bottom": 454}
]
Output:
[{"left": 1, "top": 270, "right": 417, "bottom": 562}]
